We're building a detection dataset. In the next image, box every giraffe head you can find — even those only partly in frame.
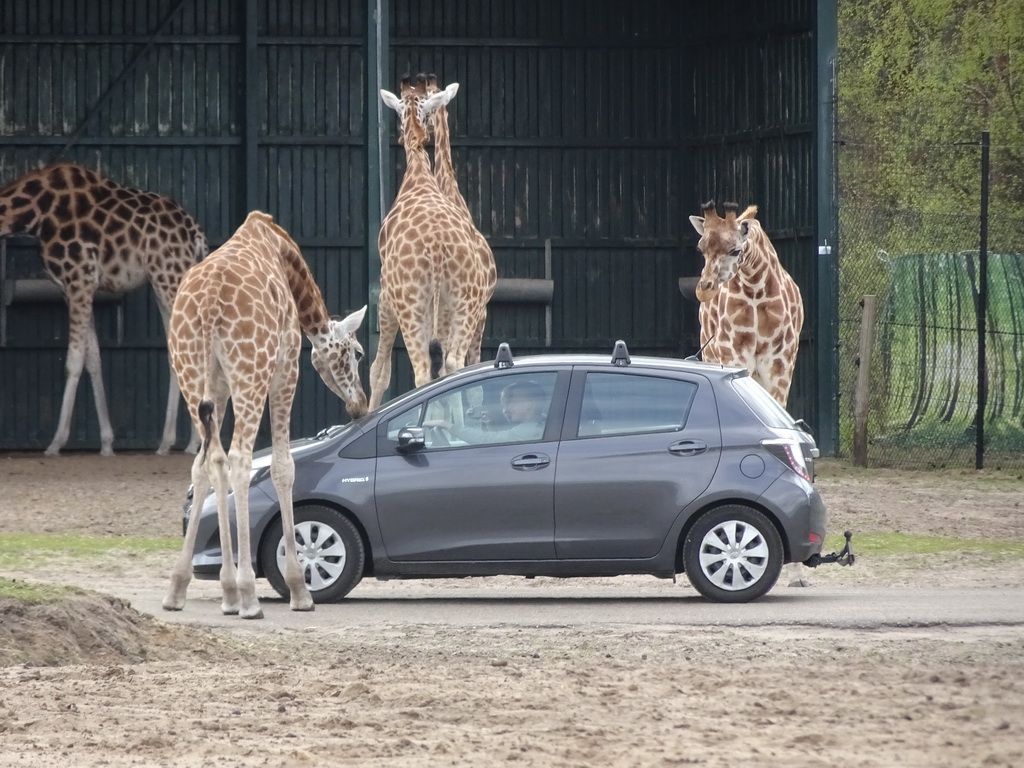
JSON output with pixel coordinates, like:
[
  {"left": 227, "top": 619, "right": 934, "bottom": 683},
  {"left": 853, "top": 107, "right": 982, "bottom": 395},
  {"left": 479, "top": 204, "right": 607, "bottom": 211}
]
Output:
[
  {"left": 688, "top": 200, "right": 760, "bottom": 302},
  {"left": 422, "top": 73, "right": 459, "bottom": 139},
  {"left": 309, "top": 305, "right": 370, "bottom": 418},
  {"left": 380, "top": 74, "right": 458, "bottom": 150}
]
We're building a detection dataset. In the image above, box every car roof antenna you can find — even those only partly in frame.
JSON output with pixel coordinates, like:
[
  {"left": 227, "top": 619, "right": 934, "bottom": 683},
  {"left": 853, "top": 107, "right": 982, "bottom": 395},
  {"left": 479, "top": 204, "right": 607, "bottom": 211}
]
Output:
[
  {"left": 494, "top": 342, "right": 515, "bottom": 368},
  {"left": 611, "top": 340, "right": 631, "bottom": 366},
  {"left": 684, "top": 336, "right": 714, "bottom": 362}
]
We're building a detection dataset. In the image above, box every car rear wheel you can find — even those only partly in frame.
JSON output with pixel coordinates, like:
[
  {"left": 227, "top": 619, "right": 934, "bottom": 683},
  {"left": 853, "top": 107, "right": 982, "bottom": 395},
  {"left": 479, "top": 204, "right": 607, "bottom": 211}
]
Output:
[
  {"left": 683, "top": 505, "right": 783, "bottom": 603},
  {"left": 260, "top": 505, "right": 365, "bottom": 603}
]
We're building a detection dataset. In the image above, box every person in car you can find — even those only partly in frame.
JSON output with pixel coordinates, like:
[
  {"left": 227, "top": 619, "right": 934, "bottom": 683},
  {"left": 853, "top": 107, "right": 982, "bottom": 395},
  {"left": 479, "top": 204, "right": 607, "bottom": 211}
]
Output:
[{"left": 431, "top": 381, "right": 547, "bottom": 444}]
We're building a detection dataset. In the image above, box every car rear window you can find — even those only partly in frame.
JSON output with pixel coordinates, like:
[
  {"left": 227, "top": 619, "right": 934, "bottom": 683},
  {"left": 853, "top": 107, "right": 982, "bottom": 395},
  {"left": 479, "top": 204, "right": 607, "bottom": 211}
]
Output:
[
  {"left": 578, "top": 372, "right": 697, "bottom": 437},
  {"left": 732, "top": 375, "right": 797, "bottom": 429}
]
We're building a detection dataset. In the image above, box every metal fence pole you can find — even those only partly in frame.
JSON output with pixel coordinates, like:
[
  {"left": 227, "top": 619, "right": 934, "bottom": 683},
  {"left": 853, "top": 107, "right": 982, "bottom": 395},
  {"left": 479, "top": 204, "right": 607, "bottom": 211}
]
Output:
[{"left": 976, "top": 131, "right": 990, "bottom": 470}]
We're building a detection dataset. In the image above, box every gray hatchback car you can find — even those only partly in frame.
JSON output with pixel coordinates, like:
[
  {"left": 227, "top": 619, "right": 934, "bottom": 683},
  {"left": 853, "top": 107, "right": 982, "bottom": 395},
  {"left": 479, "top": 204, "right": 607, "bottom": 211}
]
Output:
[{"left": 185, "top": 341, "right": 846, "bottom": 604}]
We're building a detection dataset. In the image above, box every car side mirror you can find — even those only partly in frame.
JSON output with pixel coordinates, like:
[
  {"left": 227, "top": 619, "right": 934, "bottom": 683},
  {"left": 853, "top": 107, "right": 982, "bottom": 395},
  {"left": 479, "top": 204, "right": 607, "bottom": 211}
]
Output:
[{"left": 396, "top": 427, "right": 426, "bottom": 454}]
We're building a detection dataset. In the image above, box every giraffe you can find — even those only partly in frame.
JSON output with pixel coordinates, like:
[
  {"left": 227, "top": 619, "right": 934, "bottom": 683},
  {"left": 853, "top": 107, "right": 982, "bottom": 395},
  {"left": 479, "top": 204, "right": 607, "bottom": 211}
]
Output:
[
  {"left": 0, "top": 163, "right": 205, "bottom": 456},
  {"left": 688, "top": 200, "right": 811, "bottom": 587},
  {"left": 163, "top": 210, "right": 367, "bottom": 619},
  {"left": 369, "top": 74, "right": 495, "bottom": 409},
  {"left": 425, "top": 74, "right": 496, "bottom": 366}
]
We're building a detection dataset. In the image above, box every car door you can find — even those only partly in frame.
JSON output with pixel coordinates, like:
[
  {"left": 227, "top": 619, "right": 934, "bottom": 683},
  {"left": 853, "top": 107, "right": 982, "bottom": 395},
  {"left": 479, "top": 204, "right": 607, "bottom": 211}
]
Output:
[
  {"left": 553, "top": 367, "right": 722, "bottom": 559},
  {"left": 373, "top": 370, "right": 567, "bottom": 561}
]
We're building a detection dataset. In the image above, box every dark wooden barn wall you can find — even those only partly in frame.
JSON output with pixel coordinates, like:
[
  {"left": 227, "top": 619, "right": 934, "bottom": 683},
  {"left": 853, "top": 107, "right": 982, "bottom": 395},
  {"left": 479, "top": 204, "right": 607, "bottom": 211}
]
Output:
[
  {"left": 681, "top": 0, "right": 821, "bottom": 425},
  {"left": 0, "top": 0, "right": 833, "bottom": 452}
]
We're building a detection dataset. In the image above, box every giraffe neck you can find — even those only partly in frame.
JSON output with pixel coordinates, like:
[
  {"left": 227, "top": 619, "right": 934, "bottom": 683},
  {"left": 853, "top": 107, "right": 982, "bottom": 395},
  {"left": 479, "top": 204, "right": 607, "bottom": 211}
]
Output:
[
  {"left": 733, "top": 223, "right": 780, "bottom": 293},
  {"left": 432, "top": 108, "right": 461, "bottom": 199},
  {"left": 395, "top": 143, "right": 435, "bottom": 199},
  {"left": 260, "top": 215, "right": 332, "bottom": 340},
  {"left": 432, "top": 107, "right": 474, "bottom": 220}
]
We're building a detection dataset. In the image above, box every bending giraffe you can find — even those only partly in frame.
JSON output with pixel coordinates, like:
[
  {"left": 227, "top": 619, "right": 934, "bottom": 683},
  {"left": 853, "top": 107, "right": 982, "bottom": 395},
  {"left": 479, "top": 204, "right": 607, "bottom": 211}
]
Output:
[
  {"left": 425, "top": 74, "right": 496, "bottom": 366},
  {"left": 688, "top": 200, "right": 810, "bottom": 587},
  {"left": 370, "top": 75, "right": 494, "bottom": 409},
  {"left": 163, "top": 211, "right": 367, "bottom": 619},
  {"left": 0, "top": 163, "right": 205, "bottom": 456}
]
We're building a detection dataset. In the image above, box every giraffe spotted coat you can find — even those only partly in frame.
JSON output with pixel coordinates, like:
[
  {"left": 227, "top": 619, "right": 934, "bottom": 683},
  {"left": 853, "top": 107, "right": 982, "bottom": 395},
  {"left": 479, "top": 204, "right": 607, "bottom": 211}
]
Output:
[
  {"left": 0, "top": 163, "right": 207, "bottom": 456},
  {"left": 689, "top": 201, "right": 803, "bottom": 406},
  {"left": 370, "top": 75, "right": 495, "bottom": 409},
  {"left": 164, "top": 211, "right": 367, "bottom": 620}
]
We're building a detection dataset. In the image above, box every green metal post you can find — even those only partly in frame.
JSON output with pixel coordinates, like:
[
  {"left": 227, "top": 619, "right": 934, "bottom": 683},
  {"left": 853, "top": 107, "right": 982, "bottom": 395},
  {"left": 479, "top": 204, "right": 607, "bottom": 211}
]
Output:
[
  {"left": 365, "top": 0, "right": 390, "bottom": 358},
  {"left": 815, "top": 0, "right": 839, "bottom": 455},
  {"left": 243, "top": 0, "right": 259, "bottom": 216}
]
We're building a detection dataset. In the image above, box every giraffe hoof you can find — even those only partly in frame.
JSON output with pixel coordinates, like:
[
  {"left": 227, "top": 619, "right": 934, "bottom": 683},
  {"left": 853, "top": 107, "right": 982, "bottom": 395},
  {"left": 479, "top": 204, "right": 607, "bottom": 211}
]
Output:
[
  {"left": 240, "top": 607, "right": 264, "bottom": 620},
  {"left": 788, "top": 578, "right": 811, "bottom": 588}
]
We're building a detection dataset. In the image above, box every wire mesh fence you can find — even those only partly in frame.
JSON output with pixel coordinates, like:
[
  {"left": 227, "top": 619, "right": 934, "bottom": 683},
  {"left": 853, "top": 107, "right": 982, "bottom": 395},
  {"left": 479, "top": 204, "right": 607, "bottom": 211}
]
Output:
[{"left": 837, "top": 135, "right": 1024, "bottom": 470}]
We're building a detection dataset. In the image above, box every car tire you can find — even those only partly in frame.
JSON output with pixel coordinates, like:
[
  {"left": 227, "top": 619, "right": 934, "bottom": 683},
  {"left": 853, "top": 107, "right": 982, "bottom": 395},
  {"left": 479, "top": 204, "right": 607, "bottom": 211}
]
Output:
[
  {"left": 260, "top": 505, "right": 365, "bottom": 603},
  {"left": 683, "top": 505, "right": 783, "bottom": 603}
]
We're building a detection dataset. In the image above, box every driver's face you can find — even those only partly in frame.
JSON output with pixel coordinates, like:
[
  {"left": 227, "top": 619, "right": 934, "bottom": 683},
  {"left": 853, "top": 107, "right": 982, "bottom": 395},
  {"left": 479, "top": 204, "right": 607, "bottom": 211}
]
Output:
[{"left": 500, "top": 393, "right": 533, "bottom": 424}]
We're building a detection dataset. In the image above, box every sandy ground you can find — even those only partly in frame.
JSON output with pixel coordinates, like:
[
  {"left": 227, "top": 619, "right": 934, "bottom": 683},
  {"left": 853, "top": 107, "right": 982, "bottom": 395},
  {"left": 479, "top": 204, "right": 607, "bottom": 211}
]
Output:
[{"left": 0, "top": 451, "right": 1023, "bottom": 767}]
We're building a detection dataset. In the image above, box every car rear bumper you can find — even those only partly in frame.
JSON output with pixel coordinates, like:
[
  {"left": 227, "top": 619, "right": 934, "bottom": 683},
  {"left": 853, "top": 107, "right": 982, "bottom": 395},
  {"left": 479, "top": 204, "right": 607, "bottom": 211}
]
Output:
[{"left": 757, "top": 472, "right": 827, "bottom": 563}]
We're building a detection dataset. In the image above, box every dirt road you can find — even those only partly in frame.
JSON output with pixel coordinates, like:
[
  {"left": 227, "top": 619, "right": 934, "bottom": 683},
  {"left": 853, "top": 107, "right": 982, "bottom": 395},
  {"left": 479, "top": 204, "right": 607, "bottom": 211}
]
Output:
[{"left": 1, "top": 452, "right": 1022, "bottom": 767}]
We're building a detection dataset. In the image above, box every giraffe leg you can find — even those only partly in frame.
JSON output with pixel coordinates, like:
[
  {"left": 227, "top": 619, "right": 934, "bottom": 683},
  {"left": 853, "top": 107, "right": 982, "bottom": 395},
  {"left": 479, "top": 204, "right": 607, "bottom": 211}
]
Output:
[
  {"left": 156, "top": 305, "right": 201, "bottom": 455},
  {"left": 164, "top": 442, "right": 214, "bottom": 611},
  {"left": 368, "top": 299, "right": 399, "bottom": 410},
  {"left": 268, "top": 367, "right": 314, "bottom": 612},
  {"left": 46, "top": 297, "right": 115, "bottom": 456},
  {"left": 787, "top": 562, "right": 810, "bottom": 588},
  {"left": 82, "top": 320, "right": 115, "bottom": 456},
  {"left": 224, "top": 392, "right": 269, "bottom": 619},
  {"left": 227, "top": 444, "right": 261, "bottom": 619},
  {"left": 465, "top": 311, "right": 486, "bottom": 366},
  {"left": 157, "top": 365, "right": 201, "bottom": 455}
]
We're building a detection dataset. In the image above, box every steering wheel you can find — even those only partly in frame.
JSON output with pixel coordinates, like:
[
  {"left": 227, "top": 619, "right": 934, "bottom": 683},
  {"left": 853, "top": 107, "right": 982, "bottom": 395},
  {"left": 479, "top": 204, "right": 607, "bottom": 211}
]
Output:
[{"left": 425, "top": 425, "right": 452, "bottom": 447}]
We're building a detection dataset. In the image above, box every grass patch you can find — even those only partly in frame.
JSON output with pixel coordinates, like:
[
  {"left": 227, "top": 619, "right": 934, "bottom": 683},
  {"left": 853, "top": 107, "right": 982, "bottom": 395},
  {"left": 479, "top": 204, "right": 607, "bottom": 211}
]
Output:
[
  {"left": 827, "top": 532, "right": 1024, "bottom": 558},
  {"left": 0, "top": 534, "right": 179, "bottom": 568},
  {"left": 0, "top": 578, "right": 88, "bottom": 603}
]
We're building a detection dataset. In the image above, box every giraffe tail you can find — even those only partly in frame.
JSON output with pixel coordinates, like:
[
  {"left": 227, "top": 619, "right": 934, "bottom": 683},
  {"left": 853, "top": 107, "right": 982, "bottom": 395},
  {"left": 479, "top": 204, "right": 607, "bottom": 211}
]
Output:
[
  {"left": 198, "top": 400, "right": 215, "bottom": 462},
  {"left": 429, "top": 339, "right": 444, "bottom": 379}
]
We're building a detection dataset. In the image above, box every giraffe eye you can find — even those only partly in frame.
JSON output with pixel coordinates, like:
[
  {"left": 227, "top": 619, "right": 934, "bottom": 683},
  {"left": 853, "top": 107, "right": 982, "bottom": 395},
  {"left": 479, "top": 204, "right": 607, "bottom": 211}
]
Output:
[{"left": 355, "top": 349, "right": 364, "bottom": 362}]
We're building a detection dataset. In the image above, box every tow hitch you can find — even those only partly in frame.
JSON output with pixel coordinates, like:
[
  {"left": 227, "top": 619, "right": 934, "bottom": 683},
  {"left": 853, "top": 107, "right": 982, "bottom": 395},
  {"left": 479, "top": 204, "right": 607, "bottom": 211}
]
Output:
[{"left": 804, "top": 530, "right": 855, "bottom": 568}]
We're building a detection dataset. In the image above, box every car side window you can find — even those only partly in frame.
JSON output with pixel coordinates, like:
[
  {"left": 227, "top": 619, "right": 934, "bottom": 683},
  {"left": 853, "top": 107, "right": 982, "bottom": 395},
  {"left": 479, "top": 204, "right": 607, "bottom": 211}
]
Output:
[
  {"left": 418, "top": 372, "right": 558, "bottom": 448},
  {"left": 578, "top": 373, "right": 697, "bottom": 437},
  {"left": 384, "top": 403, "right": 424, "bottom": 441}
]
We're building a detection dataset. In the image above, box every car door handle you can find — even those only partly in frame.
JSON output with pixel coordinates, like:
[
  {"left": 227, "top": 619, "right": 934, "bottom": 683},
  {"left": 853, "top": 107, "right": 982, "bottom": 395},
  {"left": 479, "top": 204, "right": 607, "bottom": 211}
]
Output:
[
  {"left": 511, "top": 453, "right": 551, "bottom": 470},
  {"left": 669, "top": 439, "right": 708, "bottom": 456}
]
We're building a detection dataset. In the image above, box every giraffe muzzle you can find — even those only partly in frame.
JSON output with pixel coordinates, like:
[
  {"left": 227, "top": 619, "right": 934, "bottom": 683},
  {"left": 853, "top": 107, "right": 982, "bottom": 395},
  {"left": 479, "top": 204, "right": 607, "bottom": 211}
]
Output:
[{"left": 696, "top": 279, "right": 721, "bottom": 302}]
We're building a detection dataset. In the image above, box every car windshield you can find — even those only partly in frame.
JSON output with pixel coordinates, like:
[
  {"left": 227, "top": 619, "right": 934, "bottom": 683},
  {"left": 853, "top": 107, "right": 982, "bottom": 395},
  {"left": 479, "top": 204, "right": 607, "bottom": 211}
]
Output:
[{"left": 731, "top": 375, "right": 798, "bottom": 430}]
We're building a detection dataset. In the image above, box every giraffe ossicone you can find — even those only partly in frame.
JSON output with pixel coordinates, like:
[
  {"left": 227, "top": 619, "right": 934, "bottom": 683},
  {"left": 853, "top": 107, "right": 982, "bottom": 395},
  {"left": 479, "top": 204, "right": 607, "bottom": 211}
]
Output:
[
  {"left": 163, "top": 210, "right": 367, "bottom": 619},
  {"left": 369, "top": 74, "right": 495, "bottom": 410},
  {"left": 689, "top": 200, "right": 810, "bottom": 587},
  {"left": 0, "top": 163, "right": 206, "bottom": 456}
]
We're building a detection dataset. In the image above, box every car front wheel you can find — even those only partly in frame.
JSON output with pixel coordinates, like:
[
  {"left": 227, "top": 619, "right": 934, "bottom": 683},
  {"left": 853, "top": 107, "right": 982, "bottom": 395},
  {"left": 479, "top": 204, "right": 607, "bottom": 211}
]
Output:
[
  {"left": 683, "top": 505, "right": 783, "bottom": 603},
  {"left": 260, "top": 505, "right": 365, "bottom": 603}
]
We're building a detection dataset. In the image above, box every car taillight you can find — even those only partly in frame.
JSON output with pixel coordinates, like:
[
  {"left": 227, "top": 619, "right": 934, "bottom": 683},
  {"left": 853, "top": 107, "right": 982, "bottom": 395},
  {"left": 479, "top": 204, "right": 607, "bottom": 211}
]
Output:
[{"left": 761, "top": 438, "right": 812, "bottom": 482}]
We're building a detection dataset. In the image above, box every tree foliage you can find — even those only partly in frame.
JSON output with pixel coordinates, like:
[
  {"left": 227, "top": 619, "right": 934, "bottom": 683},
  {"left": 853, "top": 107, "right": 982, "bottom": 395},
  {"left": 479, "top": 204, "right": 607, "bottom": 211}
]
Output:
[{"left": 838, "top": 0, "right": 1023, "bottom": 247}]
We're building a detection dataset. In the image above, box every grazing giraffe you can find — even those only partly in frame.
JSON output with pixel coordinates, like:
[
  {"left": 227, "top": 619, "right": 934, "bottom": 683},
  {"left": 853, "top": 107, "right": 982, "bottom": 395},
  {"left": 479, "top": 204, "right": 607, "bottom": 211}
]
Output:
[
  {"left": 370, "top": 74, "right": 494, "bottom": 409},
  {"left": 688, "top": 200, "right": 810, "bottom": 587},
  {"left": 163, "top": 211, "right": 367, "bottom": 619},
  {"left": 425, "top": 74, "right": 496, "bottom": 366},
  {"left": 0, "top": 163, "right": 206, "bottom": 456}
]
